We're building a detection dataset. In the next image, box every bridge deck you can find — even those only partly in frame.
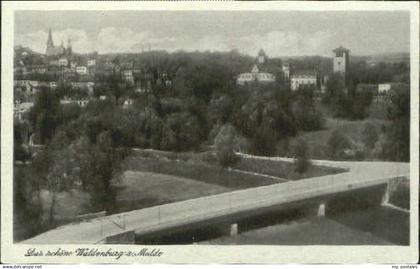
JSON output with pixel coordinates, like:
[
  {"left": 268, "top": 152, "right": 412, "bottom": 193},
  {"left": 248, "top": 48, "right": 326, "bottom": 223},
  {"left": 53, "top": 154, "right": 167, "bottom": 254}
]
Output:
[{"left": 21, "top": 157, "right": 409, "bottom": 244}]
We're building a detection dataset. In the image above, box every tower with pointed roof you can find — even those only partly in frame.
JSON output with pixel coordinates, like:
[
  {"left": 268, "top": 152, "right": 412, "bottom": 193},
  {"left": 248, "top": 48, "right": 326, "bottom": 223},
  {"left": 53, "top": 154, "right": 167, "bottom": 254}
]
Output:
[
  {"left": 45, "top": 28, "right": 65, "bottom": 56},
  {"left": 67, "top": 37, "right": 72, "bottom": 55},
  {"left": 46, "top": 28, "right": 54, "bottom": 54},
  {"left": 257, "top": 49, "right": 267, "bottom": 64}
]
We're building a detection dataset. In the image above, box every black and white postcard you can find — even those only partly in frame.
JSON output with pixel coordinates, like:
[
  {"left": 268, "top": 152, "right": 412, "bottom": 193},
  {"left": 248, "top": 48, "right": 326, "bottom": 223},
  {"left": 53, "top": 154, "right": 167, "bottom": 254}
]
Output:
[{"left": 1, "top": 1, "right": 419, "bottom": 264}]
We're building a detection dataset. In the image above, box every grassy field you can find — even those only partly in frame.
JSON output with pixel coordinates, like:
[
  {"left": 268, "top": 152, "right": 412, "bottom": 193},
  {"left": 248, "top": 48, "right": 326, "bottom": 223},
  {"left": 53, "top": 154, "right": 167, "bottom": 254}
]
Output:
[
  {"left": 124, "top": 154, "right": 284, "bottom": 189},
  {"left": 113, "top": 170, "right": 229, "bottom": 213},
  {"left": 232, "top": 157, "right": 345, "bottom": 180},
  {"left": 129, "top": 149, "right": 345, "bottom": 183}
]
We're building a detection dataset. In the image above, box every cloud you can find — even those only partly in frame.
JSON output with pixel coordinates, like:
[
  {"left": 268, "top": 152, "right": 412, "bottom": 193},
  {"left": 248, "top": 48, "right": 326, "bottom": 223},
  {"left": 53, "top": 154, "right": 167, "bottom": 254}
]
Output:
[{"left": 15, "top": 27, "right": 336, "bottom": 57}]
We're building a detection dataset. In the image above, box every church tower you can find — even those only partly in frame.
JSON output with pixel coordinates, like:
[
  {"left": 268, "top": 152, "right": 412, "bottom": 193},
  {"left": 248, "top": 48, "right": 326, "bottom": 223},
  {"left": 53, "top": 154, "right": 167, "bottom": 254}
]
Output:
[
  {"left": 257, "top": 49, "right": 267, "bottom": 64},
  {"left": 67, "top": 37, "right": 72, "bottom": 55},
  {"left": 46, "top": 28, "right": 54, "bottom": 55}
]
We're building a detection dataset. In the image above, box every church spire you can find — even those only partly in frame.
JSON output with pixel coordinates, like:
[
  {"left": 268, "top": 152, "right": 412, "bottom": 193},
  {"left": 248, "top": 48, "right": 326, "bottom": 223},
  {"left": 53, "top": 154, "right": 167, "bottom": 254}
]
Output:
[
  {"left": 67, "top": 37, "right": 72, "bottom": 55},
  {"left": 47, "top": 28, "right": 54, "bottom": 47}
]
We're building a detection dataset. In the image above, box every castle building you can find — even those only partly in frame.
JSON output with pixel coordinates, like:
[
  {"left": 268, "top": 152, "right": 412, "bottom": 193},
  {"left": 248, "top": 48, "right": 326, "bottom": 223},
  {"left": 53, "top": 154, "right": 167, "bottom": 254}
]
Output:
[
  {"left": 45, "top": 28, "right": 72, "bottom": 57},
  {"left": 236, "top": 49, "right": 276, "bottom": 86}
]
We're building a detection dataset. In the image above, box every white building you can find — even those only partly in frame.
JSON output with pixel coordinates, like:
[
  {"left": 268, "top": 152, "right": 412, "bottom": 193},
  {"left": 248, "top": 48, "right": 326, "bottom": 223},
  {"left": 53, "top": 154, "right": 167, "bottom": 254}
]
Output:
[
  {"left": 378, "top": 83, "right": 392, "bottom": 94},
  {"left": 76, "top": 66, "right": 88, "bottom": 75},
  {"left": 236, "top": 64, "right": 276, "bottom": 86},
  {"left": 49, "top": 81, "right": 58, "bottom": 89},
  {"left": 59, "top": 58, "right": 69, "bottom": 67},
  {"left": 290, "top": 71, "right": 317, "bottom": 91},
  {"left": 122, "top": 70, "right": 134, "bottom": 85},
  {"left": 71, "top": 81, "right": 95, "bottom": 95},
  {"left": 60, "top": 98, "right": 89, "bottom": 107},
  {"left": 87, "top": 59, "right": 96, "bottom": 67},
  {"left": 123, "top": 98, "right": 134, "bottom": 108}
]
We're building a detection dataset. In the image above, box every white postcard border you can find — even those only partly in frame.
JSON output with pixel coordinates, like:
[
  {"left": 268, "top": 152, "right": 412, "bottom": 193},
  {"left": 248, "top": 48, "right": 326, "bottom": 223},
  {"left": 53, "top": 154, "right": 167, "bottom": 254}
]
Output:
[{"left": 2, "top": 1, "right": 419, "bottom": 264}]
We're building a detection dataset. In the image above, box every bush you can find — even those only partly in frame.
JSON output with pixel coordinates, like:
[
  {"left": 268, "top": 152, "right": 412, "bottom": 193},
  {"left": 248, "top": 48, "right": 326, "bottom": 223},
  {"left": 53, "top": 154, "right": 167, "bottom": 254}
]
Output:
[
  {"left": 327, "top": 130, "right": 351, "bottom": 159},
  {"left": 362, "top": 122, "right": 379, "bottom": 149},
  {"left": 215, "top": 124, "right": 240, "bottom": 168},
  {"left": 217, "top": 147, "right": 239, "bottom": 168}
]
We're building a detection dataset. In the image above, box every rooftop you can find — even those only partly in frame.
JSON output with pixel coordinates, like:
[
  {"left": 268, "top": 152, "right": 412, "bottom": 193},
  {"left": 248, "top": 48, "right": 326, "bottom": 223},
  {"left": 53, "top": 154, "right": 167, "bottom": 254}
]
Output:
[
  {"left": 291, "top": 70, "right": 317, "bottom": 77},
  {"left": 333, "top": 46, "right": 350, "bottom": 53}
]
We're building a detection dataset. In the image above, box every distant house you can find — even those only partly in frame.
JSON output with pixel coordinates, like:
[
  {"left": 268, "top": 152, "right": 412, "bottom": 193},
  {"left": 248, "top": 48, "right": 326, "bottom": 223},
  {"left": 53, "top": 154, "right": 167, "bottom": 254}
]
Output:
[
  {"left": 14, "top": 80, "right": 31, "bottom": 88},
  {"left": 76, "top": 66, "right": 88, "bottom": 75},
  {"left": 122, "top": 70, "right": 134, "bottom": 85},
  {"left": 357, "top": 83, "right": 378, "bottom": 95},
  {"left": 29, "top": 80, "right": 40, "bottom": 88},
  {"left": 123, "top": 98, "right": 134, "bottom": 108},
  {"left": 14, "top": 102, "right": 34, "bottom": 121},
  {"left": 378, "top": 83, "right": 392, "bottom": 94},
  {"left": 49, "top": 60, "right": 60, "bottom": 66},
  {"left": 30, "top": 64, "right": 48, "bottom": 74},
  {"left": 87, "top": 59, "right": 96, "bottom": 67},
  {"left": 60, "top": 98, "right": 89, "bottom": 107},
  {"left": 290, "top": 70, "right": 317, "bottom": 91},
  {"left": 58, "top": 58, "right": 69, "bottom": 67},
  {"left": 49, "top": 81, "right": 58, "bottom": 89},
  {"left": 71, "top": 81, "right": 95, "bottom": 95}
]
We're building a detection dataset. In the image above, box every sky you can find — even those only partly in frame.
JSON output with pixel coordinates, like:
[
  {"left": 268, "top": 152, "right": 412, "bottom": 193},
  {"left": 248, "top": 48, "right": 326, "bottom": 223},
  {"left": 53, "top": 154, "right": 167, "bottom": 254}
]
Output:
[{"left": 14, "top": 10, "right": 410, "bottom": 57}]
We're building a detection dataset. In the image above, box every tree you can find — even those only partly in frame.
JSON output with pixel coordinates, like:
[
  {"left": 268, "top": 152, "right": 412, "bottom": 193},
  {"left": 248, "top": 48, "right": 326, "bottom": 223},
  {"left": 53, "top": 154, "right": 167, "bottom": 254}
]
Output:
[
  {"left": 45, "top": 145, "right": 79, "bottom": 224},
  {"left": 160, "top": 112, "right": 201, "bottom": 152},
  {"left": 29, "top": 87, "right": 60, "bottom": 144},
  {"left": 380, "top": 85, "right": 410, "bottom": 161},
  {"left": 362, "top": 123, "right": 379, "bottom": 149},
  {"left": 293, "top": 139, "right": 311, "bottom": 174},
  {"left": 208, "top": 94, "right": 233, "bottom": 124},
  {"left": 215, "top": 124, "right": 240, "bottom": 168},
  {"left": 292, "top": 86, "right": 325, "bottom": 131},
  {"left": 14, "top": 122, "right": 30, "bottom": 162},
  {"left": 322, "top": 73, "right": 345, "bottom": 105}
]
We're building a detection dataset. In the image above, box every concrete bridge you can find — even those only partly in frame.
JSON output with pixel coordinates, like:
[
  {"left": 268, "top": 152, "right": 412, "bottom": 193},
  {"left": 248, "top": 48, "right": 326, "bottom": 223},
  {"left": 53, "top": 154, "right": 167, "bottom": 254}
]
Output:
[{"left": 21, "top": 156, "right": 409, "bottom": 244}]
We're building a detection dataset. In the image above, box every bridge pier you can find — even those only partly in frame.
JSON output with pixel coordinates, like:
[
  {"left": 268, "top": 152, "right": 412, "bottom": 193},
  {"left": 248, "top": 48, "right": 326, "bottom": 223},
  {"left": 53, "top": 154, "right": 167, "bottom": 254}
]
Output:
[
  {"left": 317, "top": 202, "right": 326, "bottom": 217},
  {"left": 381, "top": 182, "right": 390, "bottom": 205},
  {"left": 230, "top": 223, "right": 238, "bottom": 236}
]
